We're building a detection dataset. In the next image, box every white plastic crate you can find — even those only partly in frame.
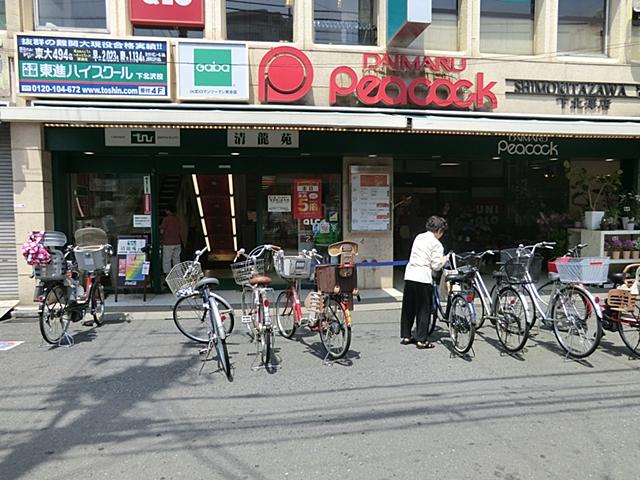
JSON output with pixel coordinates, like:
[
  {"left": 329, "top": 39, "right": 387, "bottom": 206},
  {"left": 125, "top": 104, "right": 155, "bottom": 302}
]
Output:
[{"left": 555, "top": 257, "right": 610, "bottom": 284}]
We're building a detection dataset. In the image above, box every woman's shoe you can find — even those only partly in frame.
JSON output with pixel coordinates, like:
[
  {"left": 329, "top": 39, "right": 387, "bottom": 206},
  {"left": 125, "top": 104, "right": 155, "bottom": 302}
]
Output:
[
  {"left": 416, "top": 341, "right": 435, "bottom": 349},
  {"left": 400, "top": 338, "right": 415, "bottom": 345}
]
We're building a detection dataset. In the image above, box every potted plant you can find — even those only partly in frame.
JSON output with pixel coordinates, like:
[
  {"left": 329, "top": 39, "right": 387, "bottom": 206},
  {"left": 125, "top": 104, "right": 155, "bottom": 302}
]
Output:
[
  {"left": 619, "top": 192, "right": 640, "bottom": 230},
  {"left": 622, "top": 239, "right": 634, "bottom": 260},
  {"left": 601, "top": 206, "right": 620, "bottom": 230},
  {"left": 633, "top": 238, "right": 640, "bottom": 259},
  {"left": 564, "top": 162, "right": 622, "bottom": 230},
  {"left": 606, "top": 239, "right": 623, "bottom": 259}
]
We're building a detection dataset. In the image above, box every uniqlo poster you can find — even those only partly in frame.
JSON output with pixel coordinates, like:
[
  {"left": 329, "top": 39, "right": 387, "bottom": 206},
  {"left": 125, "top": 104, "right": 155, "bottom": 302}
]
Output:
[{"left": 293, "top": 179, "right": 323, "bottom": 220}]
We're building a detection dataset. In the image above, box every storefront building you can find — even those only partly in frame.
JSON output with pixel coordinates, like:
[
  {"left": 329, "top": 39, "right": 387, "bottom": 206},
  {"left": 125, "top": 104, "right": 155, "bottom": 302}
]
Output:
[{"left": 2, "top": 1, "right": 640, "bottom": 304}]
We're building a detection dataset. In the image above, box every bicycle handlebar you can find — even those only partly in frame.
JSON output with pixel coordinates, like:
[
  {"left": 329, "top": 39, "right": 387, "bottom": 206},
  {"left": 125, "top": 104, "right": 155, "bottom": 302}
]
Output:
[
  {"left": 302, "top": 248, "right": 324, "bottom": 262},
  {"left": 518, "top": 241, "right": 556, "bottom": 256},
  {"left": 235, "top": 244, "right": 281, "bottom": 262}
]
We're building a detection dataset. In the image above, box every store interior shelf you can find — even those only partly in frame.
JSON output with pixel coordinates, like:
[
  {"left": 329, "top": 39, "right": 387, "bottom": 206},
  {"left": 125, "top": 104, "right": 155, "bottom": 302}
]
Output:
[{"left": 567, "top": 229, "right": 640, "bottom": 267}]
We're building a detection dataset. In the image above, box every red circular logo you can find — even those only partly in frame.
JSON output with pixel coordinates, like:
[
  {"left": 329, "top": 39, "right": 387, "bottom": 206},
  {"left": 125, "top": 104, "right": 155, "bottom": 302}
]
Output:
[{"left": 259, "top": 47, "right": 314, "bottom": 103}]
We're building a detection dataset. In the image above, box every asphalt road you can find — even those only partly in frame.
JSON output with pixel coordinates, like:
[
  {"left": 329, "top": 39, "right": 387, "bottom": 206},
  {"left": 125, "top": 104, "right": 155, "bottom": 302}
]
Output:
[{"left": 1, "top": 306, "right": 639, "bottom": 480}]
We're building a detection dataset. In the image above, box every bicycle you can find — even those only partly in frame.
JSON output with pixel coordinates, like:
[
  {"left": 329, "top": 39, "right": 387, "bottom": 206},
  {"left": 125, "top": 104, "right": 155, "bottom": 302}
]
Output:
[
  {"left": 232, "top": 244, "right": 280, "bottom": 370},
  {"left": 602, "top": 263, "right": 640, "bottom": 356},
  {"left": 276, "top": 242, "right": 358, "bottom": 361},
  {"left": 167, "top": 246, "right": 234, "bottom": 381},
  {"left": 33, "top": 228, "right": 112, "bottom": 346},
  {"left": 505, "top": 242, "right": 604, "bottom": 358},
  {"left": 453, "top": 249, "right": 531, "bottom": 353},
  {"left": 430, "top": 253, "right": 477, "bottom": 355}
]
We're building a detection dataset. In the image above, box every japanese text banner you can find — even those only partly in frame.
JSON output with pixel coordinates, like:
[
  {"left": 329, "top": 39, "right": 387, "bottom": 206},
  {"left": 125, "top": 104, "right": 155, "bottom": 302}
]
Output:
[
  {"left": 16, "top": 35, "right": 169, "bottom": 99},
  {"left": 293, "top": 179, "right": 323, "bottom": 220}
]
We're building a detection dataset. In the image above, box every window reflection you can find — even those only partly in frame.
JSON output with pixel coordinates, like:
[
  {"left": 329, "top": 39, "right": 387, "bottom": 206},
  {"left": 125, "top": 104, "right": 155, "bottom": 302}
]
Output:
[
  {"left": 226, "top": 0, "right": 293, "bottom": 42},
  {"left": 558, "top": 0, "right": 607, "bottom": 55},
  {"left": 37, "top": 0, "right": 107, "bottom": 29},
  {"left": 480, "top": 0, "right": 534, "bottom": 55},
  {"left": 133, "top": 27, "right": 204, "bottom": 38},
  {"left": 409, "top": 0, "right": 458, "bottom": 52},
  {"left": 314, "top": 0, "right": 377, "bottom": 46}
]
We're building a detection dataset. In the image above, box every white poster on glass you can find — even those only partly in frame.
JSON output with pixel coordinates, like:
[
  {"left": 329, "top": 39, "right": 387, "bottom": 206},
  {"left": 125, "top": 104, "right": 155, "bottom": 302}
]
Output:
[{"left": 350, "top": 166, "right": 391, "bottom": 231}]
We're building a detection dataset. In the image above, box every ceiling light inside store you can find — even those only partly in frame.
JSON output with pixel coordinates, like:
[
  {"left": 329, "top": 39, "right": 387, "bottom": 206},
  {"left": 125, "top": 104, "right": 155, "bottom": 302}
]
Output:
[
  {"left": 550, "top": 157, "right": 558, "bottom": 161},
  {"left": 368, "top": 154, "right": 377, "bottom": 158},
  {"left": 431, "top": 155, "right": 441, "bottom": 159},
  {"left": 605, "top": 158, "right": 615, "bottom": 162},
  {"left": 84, "top": 151, "right": 95, "bottom": 155},
  {"left": 492, "top": 156, "right": 500, "bottom": 160},
  {"left": 531, "top": 165, "right": 542, "bottom": 170},
  {"left": 230, "top": 152, "right": 240, "bottom": 156},
  {"left": 440, "top": 162, "right": 461, "bottom": 166},
  {"left": 300, "top": 153, "right": 311, "bottom": 156}
]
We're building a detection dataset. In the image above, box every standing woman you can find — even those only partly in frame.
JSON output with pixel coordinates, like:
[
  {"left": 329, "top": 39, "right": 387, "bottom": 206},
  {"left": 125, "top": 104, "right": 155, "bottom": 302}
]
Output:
[{"left": 400, "top": 216, "right": 449, "bottom": 349}]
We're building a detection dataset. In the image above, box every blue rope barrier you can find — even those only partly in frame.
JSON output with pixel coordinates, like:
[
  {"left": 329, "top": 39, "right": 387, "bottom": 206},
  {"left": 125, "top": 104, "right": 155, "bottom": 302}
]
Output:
[{"left": 356, "top": 260, "right": 408, "bottom": 267}]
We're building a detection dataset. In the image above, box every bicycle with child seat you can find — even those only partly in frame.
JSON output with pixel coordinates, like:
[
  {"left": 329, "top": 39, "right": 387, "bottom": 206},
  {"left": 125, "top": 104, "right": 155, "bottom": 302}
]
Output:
[
  {"left": 275, "top": 243, "right": 357, "bottom": 361},
  {"left": 429, "top": 252, "right": 477, "bottom": 355},
  {"left": 449, "top": 249, "right": 531, "bottom": 353},
  {"left": 602, "top": 263, "right": 640, "bottom": 356},
  {"left": 232, "top": 244, "right": 280, "bottom": 369},
  {"left": 33, "top": 229, "right": 112, "bottom": 346},
  {"left": 497, "top": 242, "right": 603, "bottom": 358},
  {"left": 167, "top": 245, "right": 234, "bottom": 381}
]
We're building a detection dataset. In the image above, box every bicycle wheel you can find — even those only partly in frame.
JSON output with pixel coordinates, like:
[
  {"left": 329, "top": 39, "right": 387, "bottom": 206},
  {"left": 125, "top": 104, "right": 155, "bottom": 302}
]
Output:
[
  {"left": 211, "top": 316, "right": 233, "bottom": 381},
  {"left": 276, "top": 290, "right": 297, "bottom": 338},
  {"left": 618, "top": 316, "right": 640, "bottom": 356},
  {"left": 39, "top": 285, "right": 68, "bottom": 345},
  {"left": 173, "top": 292, "right": 235, "bottom": 344},
  {"left": 551, "top": 285, "right": 601, "bottom": 358},
  {"left": 241, "top": 286, "right": 256, "bottom": 339},
  {"left": 91, "top": 283, "right": 105, "bottom": 326},
  {"left": 448, "top": 294, "right": 475, "bottom": 355},
  {"left": 473, "top": 286, "right": 486, "bottom": 329},
  {"left": 260, "top": 327, "right": 274, "bottom": 366},
  {"left": 494, "top": 286, "right": 529, "bottom": 353},
  {"left": 319, "top": 296, "right": 352, "bottom": 360}
]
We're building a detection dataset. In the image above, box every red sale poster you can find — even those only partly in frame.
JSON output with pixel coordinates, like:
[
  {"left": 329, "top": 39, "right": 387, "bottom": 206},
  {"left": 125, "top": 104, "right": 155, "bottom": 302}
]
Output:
[{"left": 293, "top": 179, "right": 323, "bottom": 220}]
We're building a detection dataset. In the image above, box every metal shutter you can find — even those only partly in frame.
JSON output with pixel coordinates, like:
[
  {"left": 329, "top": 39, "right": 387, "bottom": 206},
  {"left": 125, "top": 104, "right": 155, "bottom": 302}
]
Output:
[{"left": 0, "top": 124, "right": 18, "bottom": 300}]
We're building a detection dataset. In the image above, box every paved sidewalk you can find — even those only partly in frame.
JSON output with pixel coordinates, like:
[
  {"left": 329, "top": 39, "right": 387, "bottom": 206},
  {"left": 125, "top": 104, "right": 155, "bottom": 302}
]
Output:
[{"left": 11, "top": 287, "right": 405, "bottom": 318}]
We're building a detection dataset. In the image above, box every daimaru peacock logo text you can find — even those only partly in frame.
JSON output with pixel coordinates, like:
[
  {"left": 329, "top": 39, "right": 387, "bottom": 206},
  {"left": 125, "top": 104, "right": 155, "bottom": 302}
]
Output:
[
  {"left": 193, "top": 48, "right": 232, "bottom": 86},
  {"left": 497, "top": 135, "right": 559, "bottom": 157}
]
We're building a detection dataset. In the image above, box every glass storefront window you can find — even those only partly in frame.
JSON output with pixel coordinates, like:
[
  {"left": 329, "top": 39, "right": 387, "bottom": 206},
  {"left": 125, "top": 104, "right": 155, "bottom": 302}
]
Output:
[
  {"left": 314, "top": 0, "right": 377, "bottom": 46},
  {"left": 480, "top": 0, "right": 534, "bottom": 55},
  {"left": 261, "top": 174, "right": 341, "bottom": 257},
  {"left": 36, "top": 0, "right": 107, "bottom": 29},
  {"left": 226, "top": 0, "right": 293, "bottom": 42},
  {"left": 70, "top": 174, "right": 149, "bottom": 287},
  {"left": 633, "top": 26, "right": 640, "bottom": 61},
  {"left": 133, "top": 26, "right": 203, "bottom": 38},
  {"left": 0, "top": 0, "right": 6, "bottom": 30},
  {"left": 408, "top": 0, "right": 458, "bottom": 52},
  {"left": 558, "top": 0, "right": 607, "bottom": 55}
]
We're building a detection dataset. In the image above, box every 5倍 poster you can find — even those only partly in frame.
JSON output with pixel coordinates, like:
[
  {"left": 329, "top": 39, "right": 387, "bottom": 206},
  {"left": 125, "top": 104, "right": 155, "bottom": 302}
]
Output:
[{"left": 293, "top": 179, "right": 323, "bottom": 220}]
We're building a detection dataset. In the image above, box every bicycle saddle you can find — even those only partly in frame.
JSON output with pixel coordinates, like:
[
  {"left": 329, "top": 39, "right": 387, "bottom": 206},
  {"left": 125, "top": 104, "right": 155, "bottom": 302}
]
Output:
[
  {"left": 250, "top": 275, "right": 272, "bottom": 285},
  {"left": 446, "top": 271, "right": 474, "bottom": 284},
  {"left": 195, "top": 277, "right": 220, "bottom": 290},
  {"left": 609, "top": 272, "right": 629, "bottom": 286}
]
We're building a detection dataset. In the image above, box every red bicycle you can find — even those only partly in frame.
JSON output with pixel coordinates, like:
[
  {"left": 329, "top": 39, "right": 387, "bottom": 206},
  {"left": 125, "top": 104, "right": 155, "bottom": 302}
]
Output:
[{"left": 275, "top": 241, "right": 359, "bottom": 361}]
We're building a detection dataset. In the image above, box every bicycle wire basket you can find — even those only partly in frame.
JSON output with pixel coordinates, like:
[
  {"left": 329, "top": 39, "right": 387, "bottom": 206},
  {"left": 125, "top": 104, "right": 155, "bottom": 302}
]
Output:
[
  {"left": 230, "top": 258, "right": 265, "bottom": 286},
  {"left": 454, "top": 252, "right": 483, "bottom": 270},
  {"left": 503, "top": 255, "right": 543, "bottom": 284},
  {"left": 166, "top": 261, "right": 203, "bottom": 296},
  {"left": 555, "top": 257, "right": 610, "bottom": 285}
]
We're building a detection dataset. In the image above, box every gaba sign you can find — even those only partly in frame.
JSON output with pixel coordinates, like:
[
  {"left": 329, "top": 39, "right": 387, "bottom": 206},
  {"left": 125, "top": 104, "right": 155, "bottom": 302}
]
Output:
[
  {"left": 129, "top": 0, "right": 204, "bottom": 27},
  {"left": 258, "top": 47, "right": 498, "bottom": 110}
]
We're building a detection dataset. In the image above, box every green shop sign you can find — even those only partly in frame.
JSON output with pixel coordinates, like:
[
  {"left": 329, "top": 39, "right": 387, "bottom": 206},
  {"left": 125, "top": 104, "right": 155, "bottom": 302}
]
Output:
[
  {"left": 177, "top": 41, "right": 249, "bottom": 102},
  {"left": 16, "top": 34, "right": 169, "bottom": 98}
]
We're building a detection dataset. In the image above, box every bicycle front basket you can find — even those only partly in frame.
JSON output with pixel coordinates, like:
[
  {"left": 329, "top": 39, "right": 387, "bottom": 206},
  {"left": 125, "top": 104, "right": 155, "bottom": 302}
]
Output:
[
  {"left": 230, "top": 258, "right": 265, "bottom": 286},
  {"left": 503, "top": 255, "right": 542, "bottom": 284},
  {"left": 555, "top": 257, "right": 610, "bottom": 285},
  {"left": 166, "top": 261, "right": 203, "bottom": 296},
  {"left": 274, "top": 255, "right": 313, "bottom": 280}
]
